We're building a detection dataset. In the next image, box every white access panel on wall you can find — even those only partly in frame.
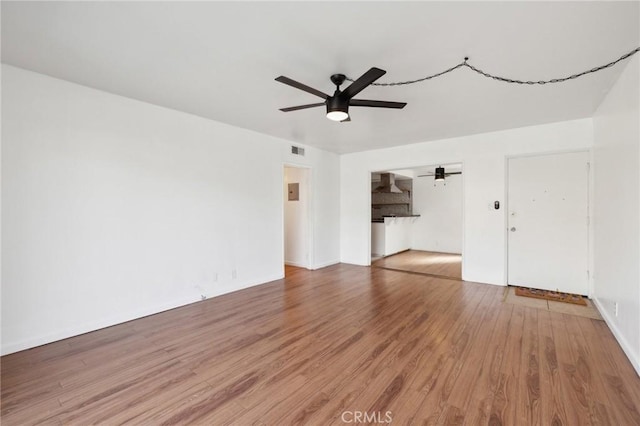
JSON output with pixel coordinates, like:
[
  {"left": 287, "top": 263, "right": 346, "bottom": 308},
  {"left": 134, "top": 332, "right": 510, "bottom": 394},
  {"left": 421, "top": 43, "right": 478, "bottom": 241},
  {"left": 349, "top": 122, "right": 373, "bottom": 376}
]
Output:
[{"left": 507, "top": 151, "right": 589, "bottom": 295}]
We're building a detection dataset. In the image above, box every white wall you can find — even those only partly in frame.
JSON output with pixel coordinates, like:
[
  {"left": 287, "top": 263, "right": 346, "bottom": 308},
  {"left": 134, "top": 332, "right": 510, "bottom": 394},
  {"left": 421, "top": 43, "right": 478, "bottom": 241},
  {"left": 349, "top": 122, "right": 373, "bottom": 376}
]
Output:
[
  {"left": 1, "top": 65, "right": 340, "bottom": 355},
  {"left": 284, "top": 166, "right": 309, "bottom": 267},
  {"left": 412, "top": 173, "right": 462, "bottom": 254},
  {"left": 593, "top": 55, "right": 640, "bottom": 375},
  {"left": 340, "top": 118, "right": 594, "bottom": 285}
]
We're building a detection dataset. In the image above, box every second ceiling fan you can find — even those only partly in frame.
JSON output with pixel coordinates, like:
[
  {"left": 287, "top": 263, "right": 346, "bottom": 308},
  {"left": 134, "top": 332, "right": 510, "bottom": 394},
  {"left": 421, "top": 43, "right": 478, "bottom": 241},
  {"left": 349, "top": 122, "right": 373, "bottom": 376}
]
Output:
[
  {"left": 276, "top": 67, "right": 406, "bottom": 122},
  {"left": 418, "top": 166, "right": 462, "bottom": 181}
]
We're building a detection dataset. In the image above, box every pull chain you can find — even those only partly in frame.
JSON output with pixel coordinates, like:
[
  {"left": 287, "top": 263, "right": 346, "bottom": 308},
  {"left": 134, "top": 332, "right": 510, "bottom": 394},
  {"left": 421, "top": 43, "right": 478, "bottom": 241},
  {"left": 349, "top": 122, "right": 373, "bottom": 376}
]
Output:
[{"left": 345, "top": 47, "right": 640, "bottom": 86}]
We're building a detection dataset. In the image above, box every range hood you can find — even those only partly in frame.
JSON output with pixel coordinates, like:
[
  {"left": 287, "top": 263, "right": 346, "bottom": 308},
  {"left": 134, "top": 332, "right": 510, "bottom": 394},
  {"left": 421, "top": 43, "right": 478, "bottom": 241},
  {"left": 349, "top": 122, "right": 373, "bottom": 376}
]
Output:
[{"left": 374, "top": 173, "right": 403, "bottom": 193}]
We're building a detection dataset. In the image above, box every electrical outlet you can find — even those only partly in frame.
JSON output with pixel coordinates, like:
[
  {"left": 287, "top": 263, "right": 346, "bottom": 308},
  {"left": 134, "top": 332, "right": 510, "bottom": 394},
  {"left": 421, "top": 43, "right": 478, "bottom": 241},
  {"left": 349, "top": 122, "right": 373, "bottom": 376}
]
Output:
[
  {"left": 213, "top": 273, "right": 218, "bottom": 282},
  {"left": 614, "top": 302, "right": 619, "bottom": 317}
]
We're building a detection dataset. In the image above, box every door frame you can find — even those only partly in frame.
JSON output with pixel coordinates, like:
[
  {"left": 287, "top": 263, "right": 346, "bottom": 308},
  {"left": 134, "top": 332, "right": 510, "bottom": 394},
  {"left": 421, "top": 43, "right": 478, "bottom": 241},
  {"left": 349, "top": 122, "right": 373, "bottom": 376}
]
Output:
[
  {"left": 504, "top": 149, "right": 593, "bottom": 296},
  {"left": 366, "top": 161, "right": 466, "bottom": 278},
  {"left": 282, "top": 163, "right": 314, "bottom": 271}
]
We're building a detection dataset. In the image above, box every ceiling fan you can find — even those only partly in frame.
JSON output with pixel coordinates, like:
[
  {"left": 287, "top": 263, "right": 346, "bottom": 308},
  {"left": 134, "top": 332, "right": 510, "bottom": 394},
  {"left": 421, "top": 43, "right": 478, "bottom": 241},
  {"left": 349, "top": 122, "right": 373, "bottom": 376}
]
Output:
[
  {"left": 418, "top": 166, "right": 462, "bottom": 181},
  {"left": 275, "top": 67, "right": 406, "bottom": 122}
]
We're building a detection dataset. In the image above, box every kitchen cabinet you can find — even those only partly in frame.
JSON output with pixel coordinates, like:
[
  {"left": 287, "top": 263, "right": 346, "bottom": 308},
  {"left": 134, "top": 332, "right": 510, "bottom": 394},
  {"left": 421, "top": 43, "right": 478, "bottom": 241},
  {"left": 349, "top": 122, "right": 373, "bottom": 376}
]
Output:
[{"left": 371, "top": 217, "right": 415, "bottom": 257}]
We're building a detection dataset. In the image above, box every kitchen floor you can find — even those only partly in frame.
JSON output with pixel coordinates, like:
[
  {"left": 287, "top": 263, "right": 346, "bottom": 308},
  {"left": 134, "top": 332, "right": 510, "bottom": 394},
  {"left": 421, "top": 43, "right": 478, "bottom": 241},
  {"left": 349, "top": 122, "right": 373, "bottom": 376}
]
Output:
[{"left": 372, "top": 249, "right": 462, "bottom": 279}]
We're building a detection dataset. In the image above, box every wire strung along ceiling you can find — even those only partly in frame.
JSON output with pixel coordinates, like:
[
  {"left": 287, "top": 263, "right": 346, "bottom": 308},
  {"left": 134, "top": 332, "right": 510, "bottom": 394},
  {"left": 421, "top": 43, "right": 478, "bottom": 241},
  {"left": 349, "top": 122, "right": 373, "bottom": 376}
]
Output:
[{"left": 346, "top": 47, "right": 640, "bottom": 86}]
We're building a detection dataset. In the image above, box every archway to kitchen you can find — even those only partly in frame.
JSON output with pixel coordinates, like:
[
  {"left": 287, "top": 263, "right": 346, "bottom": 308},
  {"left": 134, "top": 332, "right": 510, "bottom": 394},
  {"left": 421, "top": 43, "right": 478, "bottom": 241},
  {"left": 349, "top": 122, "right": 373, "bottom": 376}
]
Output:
[{"left": 370, "top": 163, "right": 463, "bottom": 280}]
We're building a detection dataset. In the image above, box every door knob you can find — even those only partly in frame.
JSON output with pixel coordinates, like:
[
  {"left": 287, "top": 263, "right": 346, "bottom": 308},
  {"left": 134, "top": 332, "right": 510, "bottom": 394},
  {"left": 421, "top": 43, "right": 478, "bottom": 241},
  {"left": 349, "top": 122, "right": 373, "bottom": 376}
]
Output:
[{"left": 510, "top": 227, "right": 516, "bottom": 232}]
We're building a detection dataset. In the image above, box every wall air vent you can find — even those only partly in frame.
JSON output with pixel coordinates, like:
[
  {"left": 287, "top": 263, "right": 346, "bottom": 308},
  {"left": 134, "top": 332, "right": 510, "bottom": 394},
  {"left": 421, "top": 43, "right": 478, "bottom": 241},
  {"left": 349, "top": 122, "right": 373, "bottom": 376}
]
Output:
[{"left": 291, "top": 146, "right": 305, "bottom": 156}]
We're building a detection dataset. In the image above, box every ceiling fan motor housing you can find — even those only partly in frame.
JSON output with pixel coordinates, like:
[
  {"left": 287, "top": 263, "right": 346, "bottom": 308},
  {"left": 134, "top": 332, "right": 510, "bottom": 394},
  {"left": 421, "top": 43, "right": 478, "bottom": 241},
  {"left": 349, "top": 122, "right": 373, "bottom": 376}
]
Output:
[{"left": 327, "top": 93, "right": 349, "bottom": 117}]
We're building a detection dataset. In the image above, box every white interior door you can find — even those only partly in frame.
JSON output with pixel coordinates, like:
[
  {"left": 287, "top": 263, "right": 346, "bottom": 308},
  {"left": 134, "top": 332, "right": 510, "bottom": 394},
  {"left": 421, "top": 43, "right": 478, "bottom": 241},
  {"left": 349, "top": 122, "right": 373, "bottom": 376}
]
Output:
[{"left": 508, "top": 152, "right": 589, "bottom": 295}]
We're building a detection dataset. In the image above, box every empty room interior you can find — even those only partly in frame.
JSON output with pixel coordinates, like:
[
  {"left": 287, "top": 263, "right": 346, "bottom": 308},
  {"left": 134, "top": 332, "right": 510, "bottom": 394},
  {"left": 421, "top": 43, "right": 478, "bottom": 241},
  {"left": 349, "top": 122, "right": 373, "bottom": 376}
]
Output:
[{"left": 2, "top": 2, "right": 640, "bottom": 425}]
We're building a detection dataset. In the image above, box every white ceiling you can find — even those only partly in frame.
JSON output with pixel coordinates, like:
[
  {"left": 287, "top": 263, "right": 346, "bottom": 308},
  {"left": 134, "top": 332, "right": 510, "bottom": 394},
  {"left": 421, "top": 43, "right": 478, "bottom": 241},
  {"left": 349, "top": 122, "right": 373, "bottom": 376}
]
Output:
[{"left": 2, "top": 2, "right": 638, "bottom": 154}]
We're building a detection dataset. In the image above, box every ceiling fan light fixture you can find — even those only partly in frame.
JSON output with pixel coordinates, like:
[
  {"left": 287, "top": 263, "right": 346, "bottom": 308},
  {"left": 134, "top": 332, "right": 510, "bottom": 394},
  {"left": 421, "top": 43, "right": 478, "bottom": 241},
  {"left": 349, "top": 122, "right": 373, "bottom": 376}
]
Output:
[
  {"left": 326, "top": 110, "right": 349, "bottom": 121},
  {"left": 435, "top": 166, "right": 445, "bottom": 181},
  {"left": 326, "top": 96, "right": 349, "bottom": 121}
]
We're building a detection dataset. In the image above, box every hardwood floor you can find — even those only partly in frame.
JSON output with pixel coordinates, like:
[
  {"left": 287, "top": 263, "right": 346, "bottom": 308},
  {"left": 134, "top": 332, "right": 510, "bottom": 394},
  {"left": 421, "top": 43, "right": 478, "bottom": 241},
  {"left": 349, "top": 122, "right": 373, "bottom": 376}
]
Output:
[
  {"left": 2, "top": 264, "right": 639, "bottom": 425},
  {"left": 373, "top": 250, "right": 462, "bottom": 279}
]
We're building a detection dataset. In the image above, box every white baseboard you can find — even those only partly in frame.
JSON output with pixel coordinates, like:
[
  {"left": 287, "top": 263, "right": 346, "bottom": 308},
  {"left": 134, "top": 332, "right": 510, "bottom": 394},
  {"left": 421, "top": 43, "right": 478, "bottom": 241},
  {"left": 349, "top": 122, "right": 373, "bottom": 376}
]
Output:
[
  {"left": 1, "top": 273, "right": 286, "bottom": 356},
  {"left": 311, "top": 259, "right": 340, "bottom": 270},
  {"left": 207, "top": 273, "right": 284, "bottom": 298},
  {"left": 285, "top": 260, "right": 309, "bottom": 268},
  {"left": 467, "top": 280, "right": 506, "bottom": 287},
  {"left": 593, "top": 298, "right": 640, "bottom": 377},
  {"left": 1, "top": 295, "right": 199, "bottom": 356},
  {"left": 285, "top": 259, "right": 339, "bottom": 270},
  {"left": 461, "top": 272, "right": 505, "bottom": 286}
]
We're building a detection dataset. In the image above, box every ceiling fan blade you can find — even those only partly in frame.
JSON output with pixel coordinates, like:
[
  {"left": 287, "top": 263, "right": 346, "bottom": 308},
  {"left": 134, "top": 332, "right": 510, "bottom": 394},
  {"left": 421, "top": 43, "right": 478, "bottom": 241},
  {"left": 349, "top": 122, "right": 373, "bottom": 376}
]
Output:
[
  {"left": 275, "top": 76, "right": 329, "bottom": 99},
  {"left": 418, "top": 171, "right": 462, "bottom": 177},
  {"left": 342, "top": 67, "right": 386, "bottom": 99},
  {"left": 280, "top": 102, "right": 325, "bottom": 112},
  {"left": 350, "top": 99, "right": 407, "bottom": 109}
]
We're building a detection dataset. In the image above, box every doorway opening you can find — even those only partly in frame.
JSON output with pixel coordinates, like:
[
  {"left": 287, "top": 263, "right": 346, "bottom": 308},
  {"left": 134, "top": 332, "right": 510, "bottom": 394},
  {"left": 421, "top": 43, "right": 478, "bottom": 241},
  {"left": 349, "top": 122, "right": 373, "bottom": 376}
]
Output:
[
  {"left": 370, "top": 163, "right": 464, "bottom": 280},
  {"left": 284, "top": 165, "right": 311, "bottom": 276}
]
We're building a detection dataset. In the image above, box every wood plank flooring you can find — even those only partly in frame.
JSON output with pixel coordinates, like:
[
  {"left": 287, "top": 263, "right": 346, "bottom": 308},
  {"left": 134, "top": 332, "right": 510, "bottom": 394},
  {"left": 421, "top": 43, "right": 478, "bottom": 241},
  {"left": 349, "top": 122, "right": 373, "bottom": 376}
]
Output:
[
  {"left": 2, "top": 263, "right": 639, "bottom": 425},
  {"left": 373, "top": 250, "right": 462, "bottom": 279}
]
